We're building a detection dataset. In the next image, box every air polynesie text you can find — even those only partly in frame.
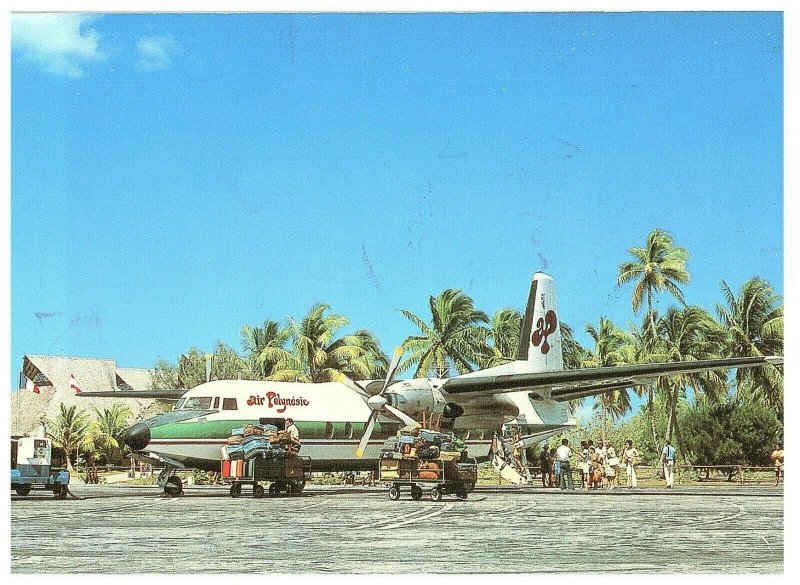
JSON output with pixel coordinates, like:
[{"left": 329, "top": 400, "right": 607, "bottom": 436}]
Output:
[{"left": 246, "top": 391, "right": 310, "bottom": 412}]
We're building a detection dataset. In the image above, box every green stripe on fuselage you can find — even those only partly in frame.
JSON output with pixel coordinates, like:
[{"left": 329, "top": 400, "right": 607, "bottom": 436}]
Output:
[{"left": 149, "top": 418, "right": 399, "bottom": 441}]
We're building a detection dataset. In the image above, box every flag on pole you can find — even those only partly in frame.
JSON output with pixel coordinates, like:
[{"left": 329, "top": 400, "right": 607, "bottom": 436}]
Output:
[
  {"left": 70, "top": 373, "right": 82, "bottom": 394},
  {"left": 25, "top": 376, "right": 40, "bottom": 394}
]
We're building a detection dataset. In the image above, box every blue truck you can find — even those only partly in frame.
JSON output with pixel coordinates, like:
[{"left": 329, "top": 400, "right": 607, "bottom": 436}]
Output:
[{"left": 11, "top": 436, "right": 70, "bottom": 499}]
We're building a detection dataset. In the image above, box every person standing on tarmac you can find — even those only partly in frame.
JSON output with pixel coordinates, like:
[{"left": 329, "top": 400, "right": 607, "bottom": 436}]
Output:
[
  {"left": 660, "top": 439, "right": 677, "bottom": 488},
  {"left": 622, "top": 439, "right": 640, "bottom": 489},
  {"left": 556, "top": 438, "right": 575, "bottom": 490}
]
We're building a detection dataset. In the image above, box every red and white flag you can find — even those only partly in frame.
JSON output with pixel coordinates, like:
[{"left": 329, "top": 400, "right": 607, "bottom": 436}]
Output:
[
  {"left": 25, "top": 377, "right": 40, "bottom": 394},
  {"left": 69, "top": 373, "right": 82, "bottom": 394}
]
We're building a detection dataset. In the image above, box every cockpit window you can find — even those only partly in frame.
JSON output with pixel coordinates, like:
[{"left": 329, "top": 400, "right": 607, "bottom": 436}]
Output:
[
  {"left": 222, "top": 398, "right": 237, "bottom": 411},
  {"left": 182, "top": 397, "right": 213, "bottom": 410},
  {"left": 174, "top": 398, "right": 186, "bottom": 410}
]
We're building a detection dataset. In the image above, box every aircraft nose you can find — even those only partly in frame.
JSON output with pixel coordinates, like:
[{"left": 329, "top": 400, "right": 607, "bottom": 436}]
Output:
[{"left": 124, "top": 423, "right": 151, "bottom": 452}]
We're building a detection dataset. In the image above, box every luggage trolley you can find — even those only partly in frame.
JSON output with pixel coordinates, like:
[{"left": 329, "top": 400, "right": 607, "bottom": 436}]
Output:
[
  {"left": 223, "top": 455, "right": 311, "bottom": 498},
  {"left": 379, "top": 456, "right": 478, "bottom": 501}
]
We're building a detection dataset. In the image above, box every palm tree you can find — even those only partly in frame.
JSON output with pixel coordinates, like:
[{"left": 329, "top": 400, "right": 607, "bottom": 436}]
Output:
[
  {"left": 560, "top": 321, "right": 589, "bottom": 370},
  {"left": 399, "top": 289, "right": 489, "bottom": 378},
  {"left": 652, "top": 306, "right": 729, "bottom": 448},
  {"left": 583, "top": 317, "right": 634, "bottom": 446},
  {"left": 716, "top": 277, "right": 784, "bottom": 411},
  {"left": 477, "top": 308, "right": 522, "bottom": 369},
  {"left": 617, "top": 228, "right": 691, "bottom": 450},
  {"left": 269, "top": 304, "right": 389, "bottom": 382},
  {"left": 47, "top": 404, "right": 90, "bottom": 470},
  {"left": 617, "top": 228, "right": 691, "bottom": 331},
  {"left": 86, "top": 403, "right": 133, "bottom": 465},
  {"left": 241, "top": 320, "right": 291, "bottom": 379}
]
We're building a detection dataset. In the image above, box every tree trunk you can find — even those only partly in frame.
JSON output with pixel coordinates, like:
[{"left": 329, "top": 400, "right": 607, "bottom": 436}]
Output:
[
  {"left": 664, "top": 387, "right": 676, "bottom": 444},
  {"left": 648, "top": 388, "right": 659, "bottom": 452}
]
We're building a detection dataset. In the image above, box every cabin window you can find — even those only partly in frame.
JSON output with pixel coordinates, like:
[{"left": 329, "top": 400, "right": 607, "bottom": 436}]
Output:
[
  {"left": 462, "top": 430, "right": 471, "bottom": 440},
  {"left": 213, "top": 397, "right": 220, "bottom": 409},
  {"left": 174, "top": 398, "right": 186, "bottom": 410},
  {"left": 325, "top": 422, "right": 334, "bottom": 439},
  {"left": 222, "top": 398, "right": 238, "bottom": 411},
  {"left": 182, "top": 397, "right": 212, "bottom": 410},
  {"left": 344, "top": 422, "right": 353, "bottom": 439}
]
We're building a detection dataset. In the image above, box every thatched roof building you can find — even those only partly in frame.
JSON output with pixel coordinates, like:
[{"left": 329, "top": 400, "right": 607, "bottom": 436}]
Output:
[{"left": 11, "top": 355, "right": 162, "bottom": 435}]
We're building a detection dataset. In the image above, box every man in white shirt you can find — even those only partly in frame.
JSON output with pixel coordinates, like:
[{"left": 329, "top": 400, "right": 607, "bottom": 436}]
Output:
[
  {"left": 285, "top": 418, "right": 300, "bottom": 450},
  {"left": 556, "top": 438, "right": 575, "bottom": 490}
]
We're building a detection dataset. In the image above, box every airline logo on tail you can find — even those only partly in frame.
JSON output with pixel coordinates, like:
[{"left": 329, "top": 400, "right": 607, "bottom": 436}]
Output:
[{"left": 517, "top": 273, "right": 564, "bottom": 372}]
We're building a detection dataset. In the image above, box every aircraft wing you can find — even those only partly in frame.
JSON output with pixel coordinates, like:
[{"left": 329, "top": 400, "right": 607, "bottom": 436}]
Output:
[
  {"left": 77, "top": 389, "right": 188, "bottom": 400},
  {"left": 442, "top": 356, "right": 783, "bottom": 402}
]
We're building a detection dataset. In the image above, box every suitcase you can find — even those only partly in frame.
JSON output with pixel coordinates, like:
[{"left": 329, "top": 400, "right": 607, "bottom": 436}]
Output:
[{"left": 221, "top": 459, "right": 231, "bottom": 477}]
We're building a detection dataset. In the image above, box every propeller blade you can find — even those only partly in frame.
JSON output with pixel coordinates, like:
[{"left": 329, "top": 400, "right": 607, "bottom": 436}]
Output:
[
  {"left": 380, "top": 347, "right": 404, "bottom": 394},
  {"left": 384, "top": 404, "right": 420, "bottom": 428},
  {"left": 355, "top": 411, "right": 378, "bottom": 459}
]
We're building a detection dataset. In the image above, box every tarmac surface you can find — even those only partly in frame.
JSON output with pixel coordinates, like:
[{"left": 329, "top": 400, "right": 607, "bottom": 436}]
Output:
[{"left": 10, "top": 483, "right": 783, "bottom": 574}]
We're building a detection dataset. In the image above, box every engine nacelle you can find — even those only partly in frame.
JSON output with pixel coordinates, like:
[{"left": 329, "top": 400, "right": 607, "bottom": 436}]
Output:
[{"left": 385, "top": 379, "right": 447, "bottom": 420}]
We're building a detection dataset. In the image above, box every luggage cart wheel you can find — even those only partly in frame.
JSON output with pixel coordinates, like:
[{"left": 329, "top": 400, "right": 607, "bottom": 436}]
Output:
[
  {"left": 230, "top": 483, "right": 242, "bottom": 498},
  {"left": 411, "top": 486, "right": 423, "bottom": 501},
  {"left": 430, "top": 486, "right": 442, "bottom": 502},
  {"left": 253, "top": 484, "right": 265, "bottom": 498},
  {"left": 388, "top": 485, "right": 400, "bottom": 500}
]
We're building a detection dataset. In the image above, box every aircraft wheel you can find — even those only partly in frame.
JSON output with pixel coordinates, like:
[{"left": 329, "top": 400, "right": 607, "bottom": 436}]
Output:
[
  {"left": 164, "top": 476, "right": 183, "bottom": 497},
  {"left": 15, "top": 485, "right": 31, "bottom": 496},
  {"left": 253, "top": 484, "right": 265, "bottom": 498},
  {"left": 230, "top": 483, "right": 242, "bottom": 498},
  {"left": 410, "top": 486, "right": 423, "bottom": 501},
  {"left": 430, "top": 486, "right": 442, "bottom": 502},
  {"left": 268, "top": 483, "right": 279, "bottom": 496},
  {"left": 388, "top": 486, "right": 400, "bottom": 500}
]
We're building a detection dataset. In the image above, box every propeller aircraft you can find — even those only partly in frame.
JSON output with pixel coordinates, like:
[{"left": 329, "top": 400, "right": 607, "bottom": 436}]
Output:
[{"left": 82, "top": 272, "right": 782, "bottom": 492}]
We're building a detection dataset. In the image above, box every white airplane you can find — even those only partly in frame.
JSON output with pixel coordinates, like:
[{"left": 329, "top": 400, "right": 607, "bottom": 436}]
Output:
[{"left": 83, "top": 272, "right": 782, "bottom": 492}]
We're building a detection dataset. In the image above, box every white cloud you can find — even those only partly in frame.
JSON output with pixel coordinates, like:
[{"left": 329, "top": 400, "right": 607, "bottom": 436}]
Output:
[
  {"left": 136, "top": 35, "right": 180, "bottom": 71},
  {"left": 11, "top": 13, "right": 106, "bottom": 78}
]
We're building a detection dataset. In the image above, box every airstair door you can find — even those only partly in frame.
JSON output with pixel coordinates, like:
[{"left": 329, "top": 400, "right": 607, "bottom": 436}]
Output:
[{"left": 490, "top": 434, "right": 530, "bottom": 485}]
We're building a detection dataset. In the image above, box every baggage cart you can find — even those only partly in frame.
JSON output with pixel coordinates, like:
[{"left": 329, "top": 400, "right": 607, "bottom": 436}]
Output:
[
  {"left": 379, "top": 455, "right": 477, "bottom": 501},
  {"left": 222, "top": 455, "right": 311, "bottom": 498}
]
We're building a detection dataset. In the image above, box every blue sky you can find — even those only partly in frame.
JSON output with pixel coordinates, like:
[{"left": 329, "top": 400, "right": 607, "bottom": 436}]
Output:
[{"left": 9, "top": 12, "right": 783, "bottom": 395}]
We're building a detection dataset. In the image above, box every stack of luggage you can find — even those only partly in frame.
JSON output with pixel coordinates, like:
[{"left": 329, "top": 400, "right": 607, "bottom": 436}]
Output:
[
  {"left": 220, "top": 423, "right": 297, "bottom": 478},
  {"left": 379, "top": 425, "right": 472, "bottom": 482}
]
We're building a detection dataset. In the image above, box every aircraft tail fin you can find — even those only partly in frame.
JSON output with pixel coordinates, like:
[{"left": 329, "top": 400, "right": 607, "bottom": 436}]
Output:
[{"left": 515, "top": 272, "right": 564, "bottom": 372}]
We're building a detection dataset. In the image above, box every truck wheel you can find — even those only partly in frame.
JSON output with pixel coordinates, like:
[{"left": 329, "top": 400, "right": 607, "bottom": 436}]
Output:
[
  {"left": 54, "top": 485, "right": 68, "bottom": 500},
  {"left": 456, "top": 487, "right": 468, "bottom": 500},
  {"left": 411, "top": 486, "right": 423, "bottom": 500},
  {"left": 268, "top": 483, "right": 279, "bottom": 496},
  {"left": 230, "top": 483, "right": 242, "bottom": 498},
  {"left": 15, "top": 485, "right": 31, "bottom": 496},
  {"left": 430, "top": 486, "right": 442, "bottom": 502},
  {"left": 253, "top": 484, "right": 264, "bottom": 498},
  {"left": 388, "top": 485, "right": 400, "bottom": 500}
]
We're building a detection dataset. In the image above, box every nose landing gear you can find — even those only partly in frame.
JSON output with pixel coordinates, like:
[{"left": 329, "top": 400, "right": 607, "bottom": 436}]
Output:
[{"left": 158, "top": 468, "right": 184, "bottom": 497}]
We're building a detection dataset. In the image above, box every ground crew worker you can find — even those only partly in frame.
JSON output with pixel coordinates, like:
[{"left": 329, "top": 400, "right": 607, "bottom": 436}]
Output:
[{"left": 285, "top": 418, "right": 300, "bottom": 452}]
